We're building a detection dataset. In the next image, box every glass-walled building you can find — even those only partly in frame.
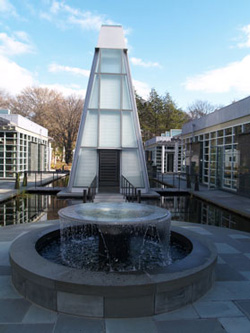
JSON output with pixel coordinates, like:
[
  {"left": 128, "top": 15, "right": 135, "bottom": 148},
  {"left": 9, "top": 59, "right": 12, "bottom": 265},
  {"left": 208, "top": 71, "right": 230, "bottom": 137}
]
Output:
[
  {"left": 68, "top": 25, "right": 149, "bottom": 193},
  {"left": 145, "top": 130, "right": 182, "bottom": 174},
  {"left": 181, "top": 96, "right": 250, "bottom": 196},
  {"left": 0, "top": 110, "right": 50, "bottom": 178}
]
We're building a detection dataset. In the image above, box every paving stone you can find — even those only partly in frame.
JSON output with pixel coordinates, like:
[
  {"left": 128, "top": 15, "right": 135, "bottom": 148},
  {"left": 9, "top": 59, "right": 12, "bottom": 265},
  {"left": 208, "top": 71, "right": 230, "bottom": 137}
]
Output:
[
  {"left": 155, "top": 319, "right": 226, "bottom": 333},
  {"left": 0, "top": 276, "right": 22, "bottom": 299},
  {"left": 193, "top": 301, "right": 244, "bottom": 318},
  {"left": 219, "top": 317, "right": 250, "bottom": 333},
  {"left": 239, "top": 271, "right": 250, "bottom": 280},
  {"left": 0, "top": 323, "right": 55, "bottom": 332},
  {"left": 153, "top": 304, "right": 199, "bottom": 321},
  {"left": 215, "top": 264, "right": 246, "bottom": 281},
  {"left": 54, "top": 314, "right": 104, "bottom": 333},
  {"left": 228, "top": 234, "right": 250, "bottom": 240},
  {"left": 199, "top": 282, "right": 235, "bottom": 301},
  {"left": 105, "top": 317, "right": 157, "bottom": 333},
  {"left": 234, "top": 300, "right": 250, "bottom": 319},
  {"left": 217, "top": 256, "right": 226, "bottom": 264},
  {"left": 219, "top": 254, "right": 250, "bottom": 271},
  {"left": 218, "top": 281, "right": 250, "bottom": 299},
  {"left": 215, "top": 243, "right": 240, "bottom": 254},
  {"left": 22, "top": 305, "right": 58, "bottom": 323},
  {"left": 0, "top": 242, "right": 11, "bottom": 266},
  {"left": 0, "top": 299, "right": 31, "bottom": 323},
  {"left": 0, "top": 265, "right": 11, "bottom": 275}
]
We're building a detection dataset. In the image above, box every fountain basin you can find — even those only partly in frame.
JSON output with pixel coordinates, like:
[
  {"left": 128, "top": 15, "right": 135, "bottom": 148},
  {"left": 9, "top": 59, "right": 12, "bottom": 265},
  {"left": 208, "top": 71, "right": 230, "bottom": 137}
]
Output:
[
  {"left": 10, "top": 224, "right": 217, "bottom": 318},
  {"left": 58, "top": 203, "right": 172, "bottom": 271}
]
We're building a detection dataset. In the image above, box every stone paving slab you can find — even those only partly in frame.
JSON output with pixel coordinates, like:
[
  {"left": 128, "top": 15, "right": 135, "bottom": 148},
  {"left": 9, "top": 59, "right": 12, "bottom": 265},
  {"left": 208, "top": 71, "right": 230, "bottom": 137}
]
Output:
[
  {"left": 22, "top": 305, "right": 58, "bottom": 324},
  {"left": 193, "top": 300, "right": 243, "bottom": 318},
  {"left": 105, "top": 317, "right": 157, "bottom": 333},
  {"left": 155, "top": 319, "right": 226, "bottom": 333},
  {"left": 0, "top": 323, "right": 55, "bottom": 333},
  {"left": 0, "top": 299, "right": 31, "bottom": 323},
  {"left": 234, "top": 300, "right": 250, "bottom": 319},
  {"left": 54, "top": 314, "right": 104, "bottom": 333},
  {"left": 219, "top": 317, "right": 250, "bottom": 333}
]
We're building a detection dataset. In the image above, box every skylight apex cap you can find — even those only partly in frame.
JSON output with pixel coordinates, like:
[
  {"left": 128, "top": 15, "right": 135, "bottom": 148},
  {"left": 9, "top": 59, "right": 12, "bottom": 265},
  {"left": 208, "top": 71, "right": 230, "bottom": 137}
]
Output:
[{"left": 97, "top": 25, "right": 126, "bottom": 49}]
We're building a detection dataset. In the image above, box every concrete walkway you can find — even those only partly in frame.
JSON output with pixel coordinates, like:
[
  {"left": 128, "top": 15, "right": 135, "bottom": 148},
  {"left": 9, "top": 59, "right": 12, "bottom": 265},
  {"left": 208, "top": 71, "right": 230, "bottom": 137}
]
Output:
[
  {"left": 0, "top": 173, "right": 67, "bottom": 203},
  {"left": 1, "top": 220, "right": 250, "bottom": 332}
]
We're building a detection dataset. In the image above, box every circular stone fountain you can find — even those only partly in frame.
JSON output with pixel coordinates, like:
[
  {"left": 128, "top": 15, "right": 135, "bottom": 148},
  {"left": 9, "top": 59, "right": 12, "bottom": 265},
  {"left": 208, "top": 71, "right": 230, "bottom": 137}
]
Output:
[{"left": 10, "top": 203, "right": 217, "bottom": 318}]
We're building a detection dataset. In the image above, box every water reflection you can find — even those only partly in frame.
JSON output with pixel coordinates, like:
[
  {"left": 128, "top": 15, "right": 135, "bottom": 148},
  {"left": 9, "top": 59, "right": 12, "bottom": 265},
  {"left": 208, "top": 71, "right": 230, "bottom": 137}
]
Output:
[{"left": 0, "top": 193, "right": 249, "bottom": 233}]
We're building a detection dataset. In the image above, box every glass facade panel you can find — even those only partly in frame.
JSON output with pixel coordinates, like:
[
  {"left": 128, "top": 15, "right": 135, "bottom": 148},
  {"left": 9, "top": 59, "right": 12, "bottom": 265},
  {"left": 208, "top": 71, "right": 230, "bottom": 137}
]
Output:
[
  {"left": 99, "top": 111, "right": 120, "bottom": 147},
  {"left": 100, "top": 49, "right": 121, "bottom": 73},
  {"left": 122, "top": 76, "right": 132, "bottom": 110},
  {"left": 81, "top": 110, "right": 98, "bottom": 147},
  {"left": 73, "top": 149, "right": 97, "bottom": 186},
  {"left": 122, "top": 149, "right": 144, "bottom": 187},
  {"left": 122, "top": 112, "right": 137, "bottom": 147},
  {"left": 89, "top": 75, "right": 99, "bottom": 109},
  {"left": 100, "top": 75, "right": 121, "bottom": 109}
]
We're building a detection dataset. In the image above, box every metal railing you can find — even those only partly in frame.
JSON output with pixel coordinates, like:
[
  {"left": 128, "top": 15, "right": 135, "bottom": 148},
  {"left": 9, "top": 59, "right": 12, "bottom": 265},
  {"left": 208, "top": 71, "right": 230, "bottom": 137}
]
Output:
[
  {"left": 14, "top": 170, "right": 70, "bottom": 189},
  {"left": 148, "top": 171, "right": 199, "bottom": 191},
  {"left": 83, "top": 176, "right": 97, "bottom": 203},
  {"left": 121, "top": 175, "right": 141, "bottom": 203}
]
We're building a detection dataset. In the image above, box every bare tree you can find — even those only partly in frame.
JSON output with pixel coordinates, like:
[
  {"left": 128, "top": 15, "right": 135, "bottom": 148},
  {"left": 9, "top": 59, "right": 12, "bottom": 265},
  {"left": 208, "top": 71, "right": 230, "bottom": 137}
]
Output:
[
  {"left": 9, "top": 86, "right": 83, "bottom": 163},
  {"left": 51, "top": 95, "right": 83, "bottom": 164},
  {"left": 0, "top": 89, "right": 11, "bottom": 109},
  {"left": 187, "top": 100, "right": 217, "bottom": 119},
  {"left": 9, "top": 86, "right": 62, "bottom": 128}
]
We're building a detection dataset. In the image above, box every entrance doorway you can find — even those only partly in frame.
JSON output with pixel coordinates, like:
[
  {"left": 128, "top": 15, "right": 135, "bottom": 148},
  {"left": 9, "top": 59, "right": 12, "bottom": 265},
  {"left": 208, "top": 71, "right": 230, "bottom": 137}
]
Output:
[{"left": 99, "top": 150, "right": 120, "bottom": 192}]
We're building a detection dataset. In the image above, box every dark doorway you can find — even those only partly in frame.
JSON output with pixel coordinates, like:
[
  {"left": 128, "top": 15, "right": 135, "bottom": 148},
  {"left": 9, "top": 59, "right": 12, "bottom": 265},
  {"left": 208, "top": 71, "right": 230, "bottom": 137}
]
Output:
[{"left": 99, "top": 150, "right": 120, "bottom": 192}]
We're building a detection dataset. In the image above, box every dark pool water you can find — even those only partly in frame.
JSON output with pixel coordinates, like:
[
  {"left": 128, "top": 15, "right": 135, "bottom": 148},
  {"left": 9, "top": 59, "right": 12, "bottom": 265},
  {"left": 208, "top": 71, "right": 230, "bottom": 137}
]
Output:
[{"left": 1, "top": 193, "right": 250, "bottom": 233}]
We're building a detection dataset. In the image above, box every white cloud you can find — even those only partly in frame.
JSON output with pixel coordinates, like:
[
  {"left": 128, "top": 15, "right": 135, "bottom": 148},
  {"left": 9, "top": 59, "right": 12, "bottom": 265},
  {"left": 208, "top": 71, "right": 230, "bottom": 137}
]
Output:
[
  {"left": 0, "top": 32, "right": 34, "bottom": 56},
  {"left": 130, "top": 57, "right": 161, "bottom": 68},
  {"left": 132, "top": 79, "right": 151, "bottom": 99},
  {"left": 237, "top": 24, "right": 250, "bottom": 48},
  {"left": 0, "top": 54, "right": 34, "bottom": 95},
  {"left": 48, "top": 63, "right": 90, "bottom": 77},
  {"left": 41, "top": 83, "right": 86, "bottom": 97},
  {"left": 0, "top": 0, "right": 17, "bottom": 16},
  {"left": 41, "top": 1, "right": 117, "bottom": 31},
  {"left": 184, "top": 54, "right": 250, "bottom": 94}
]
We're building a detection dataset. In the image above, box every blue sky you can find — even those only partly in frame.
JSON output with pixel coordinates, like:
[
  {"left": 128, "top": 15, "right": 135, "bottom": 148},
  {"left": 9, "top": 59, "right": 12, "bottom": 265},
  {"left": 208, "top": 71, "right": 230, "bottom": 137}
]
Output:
[{"left": 1, "top": 0, "right": 250, "bottom": 110}]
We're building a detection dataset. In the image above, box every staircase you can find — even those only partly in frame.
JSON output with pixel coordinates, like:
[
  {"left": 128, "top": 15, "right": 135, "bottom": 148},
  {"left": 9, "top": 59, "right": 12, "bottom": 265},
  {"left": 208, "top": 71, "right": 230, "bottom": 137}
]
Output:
[{"left": 93, "top": 193, "right": 125, "bottom": 203}]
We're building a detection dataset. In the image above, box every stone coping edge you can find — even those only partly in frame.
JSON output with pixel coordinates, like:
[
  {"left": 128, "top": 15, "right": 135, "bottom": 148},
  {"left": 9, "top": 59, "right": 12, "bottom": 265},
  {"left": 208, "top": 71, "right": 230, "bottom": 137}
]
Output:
[{"left": 9, "top": 224, "right": 217, "bottom": 318}]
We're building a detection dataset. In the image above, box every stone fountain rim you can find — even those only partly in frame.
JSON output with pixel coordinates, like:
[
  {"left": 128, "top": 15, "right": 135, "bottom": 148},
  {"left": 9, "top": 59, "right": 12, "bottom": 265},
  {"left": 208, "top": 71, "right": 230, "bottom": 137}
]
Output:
[
  {"left": 58, "top": 202, "right": 171, "bottom": 225},
  {"left": 9, "top": 224, "right": 217, "bottom": 317},
  {"left": 10, "top": 224, "right": 217, "bottom": 288}
]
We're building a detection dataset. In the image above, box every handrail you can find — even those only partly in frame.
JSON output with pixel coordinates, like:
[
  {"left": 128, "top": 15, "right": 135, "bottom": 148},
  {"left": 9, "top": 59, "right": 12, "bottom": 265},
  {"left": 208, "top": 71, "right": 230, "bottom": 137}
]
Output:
[
  {"left": 87, "top": 175, "right": 97, "bottom": 202},
  {"left": 121, "top": 175, "right": 141, "bottom": 203},
  {"left": 14, "top": 170, "right": 70, "bottom": 188}
]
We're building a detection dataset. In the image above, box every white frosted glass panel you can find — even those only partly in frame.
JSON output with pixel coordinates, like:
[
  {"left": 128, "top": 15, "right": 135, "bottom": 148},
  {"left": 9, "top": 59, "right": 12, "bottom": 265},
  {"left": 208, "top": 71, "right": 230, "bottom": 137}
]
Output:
[
  {"left": 74, "top": 149, "right": 97, "bottom": 186},
  {"left": 101, "top": 49, "right": 121, "bottom": 73},
  {"left": 122, "top": 150, "right": 144, "bottom": 187},
  {"left": 122, "top": 112, "right": 137, "bottom": 147},
  {"left": 122, "top": 76, "right": 132, "bottom": 110},
  {"left": 81, "top": 110, "right": 98, "bottom": 147},
  {"left": 100, "top": 75, "right": 120, "bottom": 109},
  {"left": 89, "top": 75, "right": 99, "bottom": 109},
  {"left": 99, "top": 111, "right": 120, "bottom": 147}
]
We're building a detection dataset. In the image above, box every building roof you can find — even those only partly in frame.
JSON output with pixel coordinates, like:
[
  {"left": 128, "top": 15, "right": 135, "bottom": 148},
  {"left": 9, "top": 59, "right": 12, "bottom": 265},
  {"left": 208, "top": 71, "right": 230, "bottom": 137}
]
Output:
[
  {"left": 97, "top": 25, "right": 126, "bottom": 49},
  {"left": 0, "top": 114, "right": 48, "bottom": 137},
  {"left": 182, "top": 95, "right": 250, "bottom": 135}
]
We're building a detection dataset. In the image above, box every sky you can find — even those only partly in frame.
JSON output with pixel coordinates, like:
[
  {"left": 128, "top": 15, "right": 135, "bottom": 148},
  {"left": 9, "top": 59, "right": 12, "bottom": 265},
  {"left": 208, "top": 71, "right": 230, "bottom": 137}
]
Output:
[{"left": 1, "top": 0, "right": 250, "bottom": 111}]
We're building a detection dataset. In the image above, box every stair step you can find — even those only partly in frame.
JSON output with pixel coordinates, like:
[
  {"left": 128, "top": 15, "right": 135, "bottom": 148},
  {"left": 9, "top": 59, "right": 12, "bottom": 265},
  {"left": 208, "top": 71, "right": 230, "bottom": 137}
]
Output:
[{"left": 93, "top": 193, "right": 125, "bottom": 203}]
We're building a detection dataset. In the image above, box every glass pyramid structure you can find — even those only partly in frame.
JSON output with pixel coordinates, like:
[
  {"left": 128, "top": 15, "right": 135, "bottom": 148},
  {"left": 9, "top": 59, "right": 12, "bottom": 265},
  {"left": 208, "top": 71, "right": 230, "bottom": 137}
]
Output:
[{"left": 68, "top": 25, "right": 149, "bottom": 193}]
